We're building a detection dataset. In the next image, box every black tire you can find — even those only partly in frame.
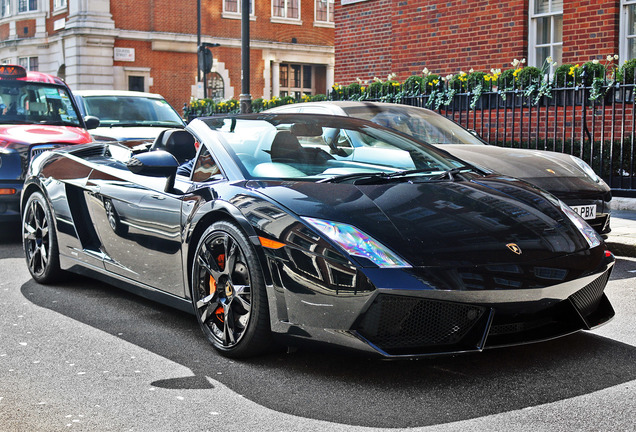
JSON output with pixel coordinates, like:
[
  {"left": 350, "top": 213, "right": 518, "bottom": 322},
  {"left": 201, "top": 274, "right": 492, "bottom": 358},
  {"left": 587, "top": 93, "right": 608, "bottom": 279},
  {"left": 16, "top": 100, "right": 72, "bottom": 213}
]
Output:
[
  {"left": 22, "top": 191, "right": 64, "bottom": 284},
  {"left": 191, "top": 221, "right": 272, "bottom": 358},
  {"left": 104, "top": 198, "right": 128, "bottom": 236}
]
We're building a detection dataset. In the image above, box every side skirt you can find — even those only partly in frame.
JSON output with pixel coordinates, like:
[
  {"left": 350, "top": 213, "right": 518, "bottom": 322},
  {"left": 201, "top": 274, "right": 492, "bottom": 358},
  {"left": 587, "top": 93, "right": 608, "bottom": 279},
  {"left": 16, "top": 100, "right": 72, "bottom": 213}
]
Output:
[{"left": 60, "top": 254, "right": 195, "bottom": 315}]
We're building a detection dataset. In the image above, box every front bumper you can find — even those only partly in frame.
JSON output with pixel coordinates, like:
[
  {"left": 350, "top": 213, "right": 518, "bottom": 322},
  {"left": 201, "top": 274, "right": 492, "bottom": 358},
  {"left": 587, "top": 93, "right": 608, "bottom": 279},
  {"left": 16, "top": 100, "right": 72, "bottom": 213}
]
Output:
[
  {"left": 352, "top": 264, "right": 614, "bottom": 357},
  {"left": 267, "top": 245, "right": 615, "bottom": 358},
  {"left": 0, "top": 181, "right": 22, "bottom": 223}
]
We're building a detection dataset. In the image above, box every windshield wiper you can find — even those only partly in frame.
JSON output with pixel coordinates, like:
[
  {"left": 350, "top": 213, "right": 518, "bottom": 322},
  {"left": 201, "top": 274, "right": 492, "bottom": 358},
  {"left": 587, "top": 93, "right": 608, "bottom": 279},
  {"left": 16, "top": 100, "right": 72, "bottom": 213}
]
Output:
[
  {"left": 317, "top": 168, "right": 440, "bottom": 184},
  {"left": 316, "top": 172, "right": 387, "bottom": 184},
  {"left": 43, "top": 120, "right": 82, "bottom": 127},
  {"left": 427, "top": 166, "right": 474, "bottom": 181}
]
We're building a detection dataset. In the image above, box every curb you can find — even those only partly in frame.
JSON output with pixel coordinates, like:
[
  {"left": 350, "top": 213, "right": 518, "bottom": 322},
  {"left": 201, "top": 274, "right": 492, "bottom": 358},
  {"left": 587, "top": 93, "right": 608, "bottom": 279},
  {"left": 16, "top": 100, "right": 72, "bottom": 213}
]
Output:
[
  {"left": 605, "top": 241, "right": 636, "bottom": 258},
  {"left": 612, "top": 197, "right": 636, "bottom": 211}
]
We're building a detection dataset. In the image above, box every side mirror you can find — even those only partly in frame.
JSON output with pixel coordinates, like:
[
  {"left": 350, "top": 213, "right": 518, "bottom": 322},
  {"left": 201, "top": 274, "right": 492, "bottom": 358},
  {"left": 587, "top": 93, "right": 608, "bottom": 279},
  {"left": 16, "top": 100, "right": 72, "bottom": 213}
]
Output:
[
  {"left": 126, "top": 150, "right": 179, "bottom": 193},
  {"left": 84, "top": 116, "right": 100, "bottom": 130}
]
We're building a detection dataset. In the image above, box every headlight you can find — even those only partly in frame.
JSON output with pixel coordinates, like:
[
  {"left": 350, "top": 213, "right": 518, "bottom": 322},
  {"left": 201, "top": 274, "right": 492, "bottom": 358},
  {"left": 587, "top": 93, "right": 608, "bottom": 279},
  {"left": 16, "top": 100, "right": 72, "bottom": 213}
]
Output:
[
  {"left": 570, "top": 155, "right": 601, "bottom": 183},
  {"left": 559, "top": 201, "right": 602, "bottom": 248},
  {"left": 302, "top": 217, "right": 411, "bottom": 268}
]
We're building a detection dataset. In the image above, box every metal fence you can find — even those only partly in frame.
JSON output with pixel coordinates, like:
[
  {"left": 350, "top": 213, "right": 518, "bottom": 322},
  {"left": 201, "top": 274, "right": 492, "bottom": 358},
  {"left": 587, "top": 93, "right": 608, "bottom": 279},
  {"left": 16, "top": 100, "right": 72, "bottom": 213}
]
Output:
[{"left": 332, "top": 80, "right": 636, "bottom": 197}]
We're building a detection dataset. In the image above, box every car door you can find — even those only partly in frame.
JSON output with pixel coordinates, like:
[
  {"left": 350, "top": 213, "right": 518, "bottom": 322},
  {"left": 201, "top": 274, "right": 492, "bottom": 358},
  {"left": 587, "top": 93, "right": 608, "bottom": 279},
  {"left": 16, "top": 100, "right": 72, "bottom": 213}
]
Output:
[{"left": 85, "top": 165, "right": 185, "bottom": 296}]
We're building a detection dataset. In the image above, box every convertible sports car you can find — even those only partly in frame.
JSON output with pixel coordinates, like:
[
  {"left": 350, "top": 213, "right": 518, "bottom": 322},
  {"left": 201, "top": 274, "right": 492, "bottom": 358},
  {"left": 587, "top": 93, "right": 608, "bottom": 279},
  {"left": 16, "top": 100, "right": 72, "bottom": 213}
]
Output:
[
  {"left": 22, "top": 113, "right": 615, "bottom": 358},
  {"left": 267, "top": 102, "right": 612, "bottom": 235}
]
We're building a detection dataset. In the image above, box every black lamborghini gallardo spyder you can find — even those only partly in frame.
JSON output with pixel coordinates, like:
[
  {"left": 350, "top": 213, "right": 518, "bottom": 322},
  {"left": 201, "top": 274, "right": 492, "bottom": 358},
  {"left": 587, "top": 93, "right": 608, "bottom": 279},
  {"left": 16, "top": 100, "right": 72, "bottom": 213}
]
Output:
[{"left": 21, "top": 114, "right": 615, "bottom": 358}]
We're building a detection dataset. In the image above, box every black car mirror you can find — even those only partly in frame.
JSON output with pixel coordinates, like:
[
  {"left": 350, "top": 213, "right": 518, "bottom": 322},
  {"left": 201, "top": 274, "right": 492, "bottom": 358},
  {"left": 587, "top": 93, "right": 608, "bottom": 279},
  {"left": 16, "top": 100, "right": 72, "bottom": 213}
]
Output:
[
  {"left": 126, "top": 150, "right": 179, "bottom": 193},
  {"left": 84, "top": 115, "right": 100, "bottom": 130}
]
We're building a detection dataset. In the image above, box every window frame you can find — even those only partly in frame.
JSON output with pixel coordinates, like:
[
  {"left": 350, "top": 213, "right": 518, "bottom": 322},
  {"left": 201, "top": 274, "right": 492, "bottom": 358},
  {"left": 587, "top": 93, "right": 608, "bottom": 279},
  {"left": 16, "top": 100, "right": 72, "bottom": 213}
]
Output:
[
  {"left": 528, "top": 0, "right": 563, "bottom": 71},
  {"left": 1, "top": 0, "right": 10, "bottom": 18},
  {"left": 18, "top": 0, "right": 38, "bottom": 13},
  {"left": 314, "top": 0, "right": 334, "bottom": 26},
  {"left": 279, "top": 63, "right": 314, "bottom": 99},
  {"left": 620, "top": 0, "right": 636, "bottom": 61},
  {"left": 271, "top": 0, "right": 301, "bottom": 24},
  {"left": 222, "top": 0, "right": 255, "bottom": 20},
  {"left": 18, "top": 56, "right": 38, "bottom": 71}
]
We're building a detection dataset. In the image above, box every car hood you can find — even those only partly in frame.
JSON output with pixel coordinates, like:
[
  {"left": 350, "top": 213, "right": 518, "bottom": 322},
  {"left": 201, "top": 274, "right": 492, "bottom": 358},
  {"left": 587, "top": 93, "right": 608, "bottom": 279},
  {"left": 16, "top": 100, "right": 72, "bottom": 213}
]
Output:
[
  {"left": 251, "top": 176, "right": 592, "bottom": 267},
  {"left": 440, "top": 145, "right": 610, "bottom": 198},
  {"left": 90, "top": 126, "right": 178, "bottom": 141},
  {"left": 0, "top": 124, "right": 92, "bottom": 145}
]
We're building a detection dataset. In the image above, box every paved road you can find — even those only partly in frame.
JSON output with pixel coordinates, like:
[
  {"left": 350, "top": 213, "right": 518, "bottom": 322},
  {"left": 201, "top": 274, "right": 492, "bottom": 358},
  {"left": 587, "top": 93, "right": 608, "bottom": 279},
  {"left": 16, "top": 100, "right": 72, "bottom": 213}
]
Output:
[{"left": 1, "top": 226, "right": 635, "bottom": 432}]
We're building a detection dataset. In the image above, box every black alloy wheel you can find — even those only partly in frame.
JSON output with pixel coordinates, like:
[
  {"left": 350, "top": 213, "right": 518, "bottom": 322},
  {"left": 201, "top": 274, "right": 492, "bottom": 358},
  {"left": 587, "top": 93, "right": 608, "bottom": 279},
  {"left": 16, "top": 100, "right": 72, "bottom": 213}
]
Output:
[
  {"left": 191, "top": 221, "right": 272, "bottom": 358},
  {"left": 22, "top": 191, "right": 63, "bottom": 284},
  {"left": 104, "top": 198, "right": 128, "bottom": 236}
]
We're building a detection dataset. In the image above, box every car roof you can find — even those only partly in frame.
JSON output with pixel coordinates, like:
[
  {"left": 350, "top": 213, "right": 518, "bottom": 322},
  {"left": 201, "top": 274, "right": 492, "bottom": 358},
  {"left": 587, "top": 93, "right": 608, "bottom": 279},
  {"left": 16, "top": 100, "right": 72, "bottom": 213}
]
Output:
[{"left": 73, "top": 90, "right": 166, "bottom": 99}]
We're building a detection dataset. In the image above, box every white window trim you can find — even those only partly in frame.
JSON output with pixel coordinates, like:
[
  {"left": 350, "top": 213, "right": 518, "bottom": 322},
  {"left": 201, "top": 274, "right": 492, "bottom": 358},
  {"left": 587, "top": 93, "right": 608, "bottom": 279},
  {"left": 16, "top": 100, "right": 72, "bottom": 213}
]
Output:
[
  {"left": 52, "top": 0, "right": 68, "bottom": 16},
  {"left": 620, "top": 0, "right": 636, "bottom": 61},
  {"left": 271, "top": 0, "right": 301, "bottom": 24},
  {"left": 222, "top": 0, "right": 256, "bottom": 20},
  {"left": 1, "top": 0, "right": 11, "bottom": 19},
  {"left": 18, "top": 0, "right": 39, "bottom": 14},
  {"left": 528, "top": 0, "right": 563, "bottom": 68},
  {"left": 314, "top": 0, "right": 334, "bottom": 27}
]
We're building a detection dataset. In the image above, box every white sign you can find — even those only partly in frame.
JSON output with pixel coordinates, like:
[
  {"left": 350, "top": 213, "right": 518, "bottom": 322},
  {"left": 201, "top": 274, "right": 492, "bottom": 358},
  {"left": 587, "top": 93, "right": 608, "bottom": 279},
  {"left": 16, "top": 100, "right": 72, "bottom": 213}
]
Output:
[
  {"left": 53, "top": 18, "right": 65, "bottom": 31},
  {"left": 341, "top": 0, "right": 370, "bottom": 5},
  {"left": 114, "top": 47, "right": 135, "bottom": 62}
]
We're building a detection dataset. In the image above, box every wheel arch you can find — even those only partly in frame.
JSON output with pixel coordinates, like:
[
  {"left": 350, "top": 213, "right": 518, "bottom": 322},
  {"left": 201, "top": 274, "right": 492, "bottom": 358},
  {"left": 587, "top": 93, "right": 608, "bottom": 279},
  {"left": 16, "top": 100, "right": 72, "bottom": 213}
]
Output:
[
  {"left": 185, "top": 205, "right": 273, "bottom": 301},
  {"left": 21, "top": 181, "right": 47, "bottom": 214}
]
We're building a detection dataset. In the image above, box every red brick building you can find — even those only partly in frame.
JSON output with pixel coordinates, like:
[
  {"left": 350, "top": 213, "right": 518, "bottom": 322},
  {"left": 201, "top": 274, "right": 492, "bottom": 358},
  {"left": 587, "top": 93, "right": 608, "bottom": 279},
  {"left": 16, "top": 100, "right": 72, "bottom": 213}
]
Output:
[
  {"left": 334, "top": 0, "right": 628, "bottom": 84},
  {"left": 0, "top": 0, "right": 334, "bottom": 110}
]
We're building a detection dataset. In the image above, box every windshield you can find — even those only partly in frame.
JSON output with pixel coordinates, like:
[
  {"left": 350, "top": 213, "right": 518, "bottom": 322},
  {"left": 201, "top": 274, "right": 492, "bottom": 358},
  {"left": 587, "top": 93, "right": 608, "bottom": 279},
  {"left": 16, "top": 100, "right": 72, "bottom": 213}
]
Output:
[
  {"left": 78, "top": 95, "right": 184, "bottom": 127},
  {"left": 204, "top": 115, "right": 469, "bottom": 181},
  {"left": 341, "top": 105, "right": 483, "bottom": 145},
  {"left": 0, "top": 81, "right": 82, "bottom": 127}
]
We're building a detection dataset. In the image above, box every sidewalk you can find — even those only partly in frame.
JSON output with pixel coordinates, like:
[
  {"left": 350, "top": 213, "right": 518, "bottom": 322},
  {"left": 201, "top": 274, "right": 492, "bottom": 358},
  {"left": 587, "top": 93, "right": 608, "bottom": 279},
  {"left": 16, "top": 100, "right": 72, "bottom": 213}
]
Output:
[{"left": 604, "top": 197, "right": 636, "bottom": 257}]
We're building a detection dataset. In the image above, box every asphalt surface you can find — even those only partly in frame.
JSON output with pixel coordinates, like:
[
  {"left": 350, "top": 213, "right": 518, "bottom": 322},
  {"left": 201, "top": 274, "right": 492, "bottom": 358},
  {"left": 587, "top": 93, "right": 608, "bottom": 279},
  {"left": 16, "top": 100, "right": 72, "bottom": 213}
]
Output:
[{"left": 1, "top": 215, "right": 635, "bottom": 431}]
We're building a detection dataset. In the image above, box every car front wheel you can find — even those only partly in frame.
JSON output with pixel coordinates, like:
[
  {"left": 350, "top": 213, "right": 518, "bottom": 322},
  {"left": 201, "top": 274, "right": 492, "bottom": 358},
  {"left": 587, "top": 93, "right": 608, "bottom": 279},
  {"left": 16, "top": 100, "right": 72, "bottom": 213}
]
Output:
[
  {"left": 22, "top": 191, "right": 64, "bottom": 284},
  {"left": 191, "top": 221, "right": 272, "bottom": 358}
]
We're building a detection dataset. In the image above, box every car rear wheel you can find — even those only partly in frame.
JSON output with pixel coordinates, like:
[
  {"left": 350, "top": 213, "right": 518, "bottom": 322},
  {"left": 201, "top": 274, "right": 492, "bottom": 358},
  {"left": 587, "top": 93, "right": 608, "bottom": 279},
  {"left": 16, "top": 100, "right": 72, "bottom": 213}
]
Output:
[
  {"left": 191, "top": 221, "right": 272, "bottom": 358},
  {"left": 22, "top": 191, "right": 64, "bottom": 284}
]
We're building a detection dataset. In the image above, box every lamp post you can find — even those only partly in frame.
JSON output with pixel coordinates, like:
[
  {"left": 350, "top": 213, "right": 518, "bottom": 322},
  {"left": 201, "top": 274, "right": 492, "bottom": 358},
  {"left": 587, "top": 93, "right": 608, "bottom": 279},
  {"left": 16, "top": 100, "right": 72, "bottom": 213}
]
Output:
[{"left": 240, "top": 0, "right": 251, "bottom": 113}]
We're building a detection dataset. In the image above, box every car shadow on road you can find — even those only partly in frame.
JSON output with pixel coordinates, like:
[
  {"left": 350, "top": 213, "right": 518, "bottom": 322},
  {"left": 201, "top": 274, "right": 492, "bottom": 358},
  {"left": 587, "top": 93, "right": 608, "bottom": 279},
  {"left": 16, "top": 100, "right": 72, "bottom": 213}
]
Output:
[
  {"left": 0, "top": 222, "right": 23, "bottom": 259},
  {"left": 20, "top": 272, "right": 636, "bottom": 429}
]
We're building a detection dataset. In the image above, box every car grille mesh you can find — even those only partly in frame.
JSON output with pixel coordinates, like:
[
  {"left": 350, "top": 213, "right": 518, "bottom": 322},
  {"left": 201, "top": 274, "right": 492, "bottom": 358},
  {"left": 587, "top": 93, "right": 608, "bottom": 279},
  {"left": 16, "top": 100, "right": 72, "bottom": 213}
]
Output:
[
  {"left": 569, "top": 269, "right": 611, "bottom": 317},
  {"left": 356, "top": 295, "right": 485, "bottom": 350}
]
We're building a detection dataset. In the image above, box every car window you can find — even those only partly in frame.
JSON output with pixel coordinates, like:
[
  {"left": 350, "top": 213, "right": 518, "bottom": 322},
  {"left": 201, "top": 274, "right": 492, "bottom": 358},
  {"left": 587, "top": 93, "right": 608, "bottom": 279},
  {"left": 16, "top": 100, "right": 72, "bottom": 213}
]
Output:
[
  {"left": 80, "top": 95, "right": 184, "bottom": 127},
  {"left": 342, "top": 105, "right": 483, "bottom": 145},
  {"left": 0, "top": 81, "right": 82, "bottom": 127},
  {"left": 204, "top": 116, "right": 466, "bottom": 181},
  {"left": 192, "top": 146, "right": 222, "bottom": 183}
]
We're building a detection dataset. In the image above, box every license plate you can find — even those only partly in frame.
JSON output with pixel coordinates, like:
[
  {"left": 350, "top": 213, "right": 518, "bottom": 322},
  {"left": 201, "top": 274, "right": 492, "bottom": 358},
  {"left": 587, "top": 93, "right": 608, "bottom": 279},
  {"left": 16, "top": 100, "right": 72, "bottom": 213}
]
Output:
[{"left": 570, "top": 204, "right": 596, "bottom": 220}]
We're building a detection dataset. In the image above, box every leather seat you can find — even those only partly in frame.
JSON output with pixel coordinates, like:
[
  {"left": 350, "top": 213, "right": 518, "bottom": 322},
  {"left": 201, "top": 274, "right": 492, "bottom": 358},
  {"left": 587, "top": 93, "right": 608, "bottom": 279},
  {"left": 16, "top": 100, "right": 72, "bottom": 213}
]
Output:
[{"left": 150, "top": 129, "right": 196, "bottom": 164}]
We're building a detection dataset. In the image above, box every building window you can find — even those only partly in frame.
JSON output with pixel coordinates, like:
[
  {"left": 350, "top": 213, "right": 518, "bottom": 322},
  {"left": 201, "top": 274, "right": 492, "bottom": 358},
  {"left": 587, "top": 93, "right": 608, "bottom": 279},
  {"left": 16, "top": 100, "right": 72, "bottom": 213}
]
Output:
[
  {"left": 315, "top": 0, "right": 334, "bottom": 23},
  {"left": 18, "top": 0, "right": 38, "bottom": 13},
  {"left": 128, "top": 76, "right": 144, "bottom": 92},
  {"left": 223, "top": 0, "right": 253, "bottom": 15},
  {"left": 273, "top": 0, "right": 299, "bottom": 20},
  {"left": 621, "top": 1, "right": 636, "bottom": 60},
  {"left": 207, "top": 72, "right": 225, "bottom": 102},
  {"left": 279, "top": 63, "right": 313, "bottom": 99},
  {"left": 529, "top": 0, "right": 563, "bottom": 69},
  {"left": 54, "top": 0, "right": 67, "bottom": 10},
  {"left": 18, "top": 56, "right": 38, "bottom": 71},
  {"left": 1, "top": 0, "right": 10, "bottom": 17}
]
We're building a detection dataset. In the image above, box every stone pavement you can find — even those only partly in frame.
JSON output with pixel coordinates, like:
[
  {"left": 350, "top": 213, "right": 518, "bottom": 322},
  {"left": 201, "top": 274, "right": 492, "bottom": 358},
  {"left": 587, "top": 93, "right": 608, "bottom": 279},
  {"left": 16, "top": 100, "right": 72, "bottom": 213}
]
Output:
[{"left": 605, "top": 198, "right": 636, "bottom": 257}]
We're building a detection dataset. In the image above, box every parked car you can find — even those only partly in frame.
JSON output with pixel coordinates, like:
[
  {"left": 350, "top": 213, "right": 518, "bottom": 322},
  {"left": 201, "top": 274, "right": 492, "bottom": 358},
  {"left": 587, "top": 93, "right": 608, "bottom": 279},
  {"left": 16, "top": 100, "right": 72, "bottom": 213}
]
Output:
[
  {"left": 0, "top": 64, "right": 97, "bottom": 223},
  {"left": 266, "top": 102, "right": 612, "bottom": 235},
  {"left": 22, "top": 113, "right": 614, "bottom": 359},
  {"left": 74, "top": 90, "right": 185, "bottom": 144}
]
